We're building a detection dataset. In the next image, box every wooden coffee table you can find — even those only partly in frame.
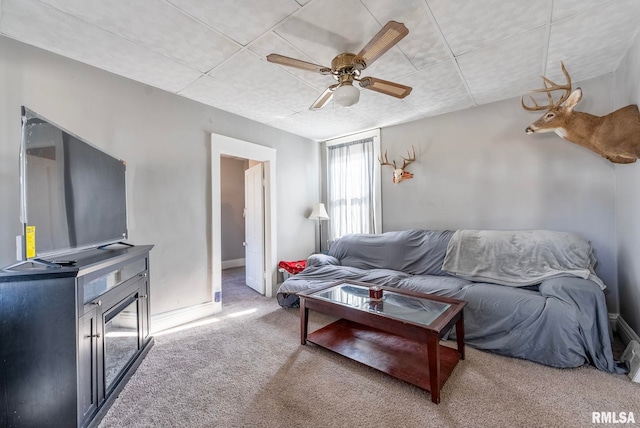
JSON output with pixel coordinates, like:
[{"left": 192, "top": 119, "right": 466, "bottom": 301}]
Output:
[{"left": 299, "top": 280, "right": 466, "bottom": 404}]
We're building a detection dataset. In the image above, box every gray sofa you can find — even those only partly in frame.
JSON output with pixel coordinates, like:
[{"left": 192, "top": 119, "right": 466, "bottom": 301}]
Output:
[{"left": 277, "top": 229, "right": 624, "bottom": 373}]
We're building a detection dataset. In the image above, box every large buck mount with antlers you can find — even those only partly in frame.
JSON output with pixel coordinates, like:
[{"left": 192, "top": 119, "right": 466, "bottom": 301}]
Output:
[
  {"left": 522, "top": 62, "right": 640, "bottom": 164},
  {"left": 379, "top": 146, "right": 416, "bottom": 184}
]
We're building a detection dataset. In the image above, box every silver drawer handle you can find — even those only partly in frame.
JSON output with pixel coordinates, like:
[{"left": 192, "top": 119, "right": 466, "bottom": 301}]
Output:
[
  {"left": 139, "top": 272, "right": 148, "bottom": 278},
  {"left": 92, "top": 300, "right": 102, "bottom": 306},
  {"left": 86, "top": 334, "right": 101, "bottom": 338}
]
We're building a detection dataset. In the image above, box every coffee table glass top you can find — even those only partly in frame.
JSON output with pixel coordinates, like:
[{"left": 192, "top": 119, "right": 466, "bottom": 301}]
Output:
[{"left": 311, "top": 283, "right": 450, "bottom": 327}]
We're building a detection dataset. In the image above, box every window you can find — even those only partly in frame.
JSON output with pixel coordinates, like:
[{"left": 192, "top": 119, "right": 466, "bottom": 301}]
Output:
[{"left": 326, "top": 129, "right": 381, "bottom": 242}]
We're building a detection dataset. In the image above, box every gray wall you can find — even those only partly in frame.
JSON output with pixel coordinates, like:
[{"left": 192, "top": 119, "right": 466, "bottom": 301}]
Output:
[
  {"left": 4, "top": 31, "right": 634, "bottom": 328},
  {"left": 220, "top": 157, "right": 246, "bottom": 262},
  {"left": 0, "top": 36, "right": 318, "bottom": 316},
  {"left": 379, "top": 74, "right": 619, "bottom": 311},
  {"left": 614, "top": 34, "right": 640, "bottom": 336}
]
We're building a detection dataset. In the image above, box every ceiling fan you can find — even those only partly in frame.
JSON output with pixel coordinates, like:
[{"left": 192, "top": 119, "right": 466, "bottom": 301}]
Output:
[{"left": 267, "top": 21, "right": 412, "bottom": 110}]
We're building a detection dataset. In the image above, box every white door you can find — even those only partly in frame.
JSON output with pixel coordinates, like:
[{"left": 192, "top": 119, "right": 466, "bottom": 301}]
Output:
[{"left": 244, "top": 163, "right": 265, "bottom": 294}]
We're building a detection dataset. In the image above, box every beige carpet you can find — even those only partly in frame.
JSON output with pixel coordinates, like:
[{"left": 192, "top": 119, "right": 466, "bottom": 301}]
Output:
[{"left": 99, "top": 295, "right": 639, "bottom": 428}]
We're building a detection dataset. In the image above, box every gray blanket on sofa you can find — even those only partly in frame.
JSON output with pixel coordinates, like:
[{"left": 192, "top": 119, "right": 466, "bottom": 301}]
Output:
[
  {"left": 329, "top": 229, "right": 454, "bottom": 275},
  {"left": 442, "top": 229, "right": 606, "bottom": 289}
]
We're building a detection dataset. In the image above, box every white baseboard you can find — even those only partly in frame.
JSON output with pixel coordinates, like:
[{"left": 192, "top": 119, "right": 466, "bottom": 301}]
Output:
[
  {"left": 151, "top": 301, "right": 218, "bottom": 334},
  {"left": 222, "top": 258, "right": 245, "bottom": 269},
  {"left": 617, "top": 315, "right": 640, "bottom": 346}
]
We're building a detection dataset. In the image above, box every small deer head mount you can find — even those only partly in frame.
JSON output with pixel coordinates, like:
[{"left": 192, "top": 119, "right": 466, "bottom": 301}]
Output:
[
  {"left": 379, "top": 146, "right": 416, "bottom": 184},
  {"left": 522, "top": 62, "right": 640, "bottom": 164}
]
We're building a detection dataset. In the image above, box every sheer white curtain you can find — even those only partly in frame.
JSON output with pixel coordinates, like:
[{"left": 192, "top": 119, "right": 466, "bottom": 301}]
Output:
[{"left": 327, "top": 134, "right": 379, "bottom": 241}]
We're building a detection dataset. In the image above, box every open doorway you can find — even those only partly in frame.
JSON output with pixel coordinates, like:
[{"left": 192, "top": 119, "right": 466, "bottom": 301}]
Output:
[
  {"left": 211, "top": 133, "right": 277, "bottom": 313},
  {"left": 220, "top": 156, "right": 264, "bottom": 306}
]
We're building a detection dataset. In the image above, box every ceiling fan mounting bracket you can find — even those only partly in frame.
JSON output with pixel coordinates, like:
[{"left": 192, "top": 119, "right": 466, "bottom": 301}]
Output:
[
  {"left": 331, "top": 53, "right": 365, "bottom": 72},
  {"left": 329, "top": 53, "right": 363, "bottom": 82}
]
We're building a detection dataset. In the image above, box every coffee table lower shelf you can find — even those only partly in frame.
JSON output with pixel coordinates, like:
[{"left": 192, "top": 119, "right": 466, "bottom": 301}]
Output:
[{"left": 307, "top": 318, "right": 461, "bottom": 397}]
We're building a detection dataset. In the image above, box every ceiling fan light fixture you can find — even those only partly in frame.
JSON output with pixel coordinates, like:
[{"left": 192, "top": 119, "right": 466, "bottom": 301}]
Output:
[{"left": 333, "top": 83, "right": 360, "bottom": 107}]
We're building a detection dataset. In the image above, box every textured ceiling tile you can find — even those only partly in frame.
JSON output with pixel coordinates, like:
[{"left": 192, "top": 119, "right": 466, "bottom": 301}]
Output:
[
  {"left": 208, "top": 50, "right": 320, "bottom": 112},
  {"left": 546, "top": 0, "right": 640, "bottom": 84},
  {"left": 349, "top": 90, "right": 424, "bottom": 128},
  {"left": 361, "top": 0, "right": 450, "bottom": 69},
  {"left": 249, "top": 32, "right": 332, "bottom": 90},
  {"left": 180, "top": 75, "right": 296, "bottom": 123},
  {"left": 2, "top": 0, "right": 201, "bottom": 92},
  {"left": 552, "top": 0, "right": 613, "bottom": 22},
  {"left": 400, "top": 60, "right": 474, "bottom": 116},
  {"left": 457, "top": 28, "right": 546, "bottom": 105},
  {"left": 267, "top": 107, "right": 374, "bottom": 141},
  {"left": 38, "top": 0, "right": 240, "bottom": 73},
  {"left": 427, "top": 0, "right": 549, "bottom": 55},
  {"left": 275, "top": 0, "right": 380, "bottom": 60},
  {"left": 166, "top": 0, "right": 300, "bottom": 46},
  {"left": 274, "top": 0, "right": 414, "bottom": 77},
  {"left": 363, "top": 48, "right": 417, "bottom": 81},
  {"left": 3, "top": 0, "right": 637, "bottom": 141}
]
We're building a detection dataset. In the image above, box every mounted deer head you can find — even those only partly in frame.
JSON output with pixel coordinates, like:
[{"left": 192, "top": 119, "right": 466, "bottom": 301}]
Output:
[
  {"left": 379, "top": 146, "right": 416, "bottom": 184},
  {"left": 522, "top": 62, "right": 640, "bottom": 164}
]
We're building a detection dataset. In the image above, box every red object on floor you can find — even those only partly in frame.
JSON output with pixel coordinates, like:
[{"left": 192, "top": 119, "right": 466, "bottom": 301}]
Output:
[{"left": 278, "top": 260, "right": 306, "bottom": 275}]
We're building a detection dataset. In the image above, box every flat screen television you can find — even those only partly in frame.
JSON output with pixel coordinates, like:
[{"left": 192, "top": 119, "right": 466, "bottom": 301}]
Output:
[{"left": 18, "top": 107, "right": 128, "bottom": 260}]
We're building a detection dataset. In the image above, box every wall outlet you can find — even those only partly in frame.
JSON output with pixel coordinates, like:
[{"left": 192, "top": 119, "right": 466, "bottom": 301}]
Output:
[{"left": 214, "top": 291, "right": 221, "bottom": 303}]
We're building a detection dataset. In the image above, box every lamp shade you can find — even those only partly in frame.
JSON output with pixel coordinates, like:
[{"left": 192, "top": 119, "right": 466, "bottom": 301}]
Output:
[
  {"left": 333, "top": 83, "right": 360, "bottom": 107},
  {"left": 308, "top": 203, "right": 330, "bottom": 220}
]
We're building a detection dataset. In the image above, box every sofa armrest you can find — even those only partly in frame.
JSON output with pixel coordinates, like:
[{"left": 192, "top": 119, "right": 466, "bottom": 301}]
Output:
[{"left": 307, "top": 254, "right": 340, "bottom": 268}]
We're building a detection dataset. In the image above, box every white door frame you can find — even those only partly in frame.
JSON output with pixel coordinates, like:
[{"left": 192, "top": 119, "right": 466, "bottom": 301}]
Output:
[{"left": 211, "top": 133, "right": 277, "bottom": 311}]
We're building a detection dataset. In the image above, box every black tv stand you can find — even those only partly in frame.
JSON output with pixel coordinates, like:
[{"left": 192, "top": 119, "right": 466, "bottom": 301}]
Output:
[
  {"left": 50, "top": 259, "right": 77, "bottom": 266},
  {"left": 2, "top": 257, "right": 62, "bottom": 272},
  {"left": 0, "top": 245, "right": 154, "bottom": 428},
  {"left": 97, "top": 241, "right": 135, "bottom": 250}
]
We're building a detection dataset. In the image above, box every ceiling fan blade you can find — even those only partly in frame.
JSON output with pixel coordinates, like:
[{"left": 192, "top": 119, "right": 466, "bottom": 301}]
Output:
[
  {"left": 355, "top": 21, "right": 409, "bottom": 67},
  {"left": 310, "top": 85, "right": 338, "bottom": 110},
  {"left": 359, "top": 77, "right": 412, "bottom": 99},
  {"left": 267, "top": 53, "right": 331, "bottom": 74}
]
